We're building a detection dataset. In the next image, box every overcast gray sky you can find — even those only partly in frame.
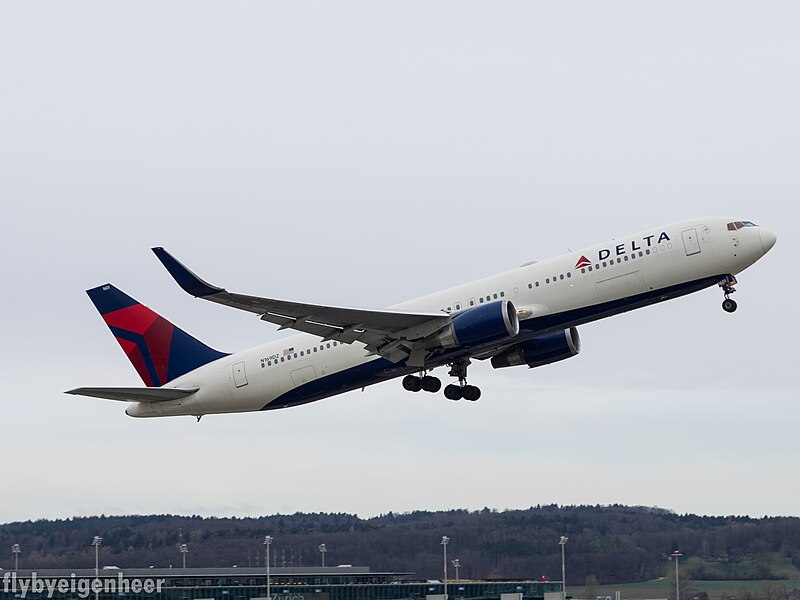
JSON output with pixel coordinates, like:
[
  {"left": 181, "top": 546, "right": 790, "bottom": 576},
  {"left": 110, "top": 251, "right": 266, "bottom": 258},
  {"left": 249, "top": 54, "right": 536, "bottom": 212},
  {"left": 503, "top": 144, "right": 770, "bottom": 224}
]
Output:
[{"left": 0, "top": 2, "right": 796, "bottom": 524}]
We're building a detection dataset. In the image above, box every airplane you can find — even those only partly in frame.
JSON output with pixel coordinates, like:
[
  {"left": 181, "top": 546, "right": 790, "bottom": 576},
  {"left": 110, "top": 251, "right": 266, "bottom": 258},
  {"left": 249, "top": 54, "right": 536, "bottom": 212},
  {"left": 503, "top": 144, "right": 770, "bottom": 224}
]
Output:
[{"left": 67, "top": 217, "right": 776, "bottom": 419}]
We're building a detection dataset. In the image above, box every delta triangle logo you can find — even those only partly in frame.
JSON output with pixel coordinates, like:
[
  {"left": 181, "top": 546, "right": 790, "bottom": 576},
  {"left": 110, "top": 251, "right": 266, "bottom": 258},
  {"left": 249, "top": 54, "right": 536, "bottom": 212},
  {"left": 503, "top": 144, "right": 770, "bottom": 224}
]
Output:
[{"left": 574, "top": 255, "right": 591, "bottom": 269}]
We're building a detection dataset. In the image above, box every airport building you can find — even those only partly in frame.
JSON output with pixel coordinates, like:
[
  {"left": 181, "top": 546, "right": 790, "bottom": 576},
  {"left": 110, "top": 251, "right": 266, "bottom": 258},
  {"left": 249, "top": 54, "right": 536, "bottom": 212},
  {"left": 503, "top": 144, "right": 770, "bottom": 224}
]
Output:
[{"left": 0, "top": 566, "right": 563, "bottom": 600}]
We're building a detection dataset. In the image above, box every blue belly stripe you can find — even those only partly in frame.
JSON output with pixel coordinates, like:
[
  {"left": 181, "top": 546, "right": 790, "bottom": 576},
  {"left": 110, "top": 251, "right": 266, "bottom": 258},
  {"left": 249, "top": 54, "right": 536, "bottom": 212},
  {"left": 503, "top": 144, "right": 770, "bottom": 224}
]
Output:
[{"left": 264, "top": 274, "right": 724, "bottom": 410}]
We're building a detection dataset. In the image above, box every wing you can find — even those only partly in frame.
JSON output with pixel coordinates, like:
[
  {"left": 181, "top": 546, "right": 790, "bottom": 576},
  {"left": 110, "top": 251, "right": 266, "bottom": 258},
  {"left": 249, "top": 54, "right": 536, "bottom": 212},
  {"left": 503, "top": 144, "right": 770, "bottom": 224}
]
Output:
[
  {"left": 152, "top": 248, "right": 451, "bottom": 364},
  {"left": 65, "top": 386, "right": 199, "bottom": 402}
]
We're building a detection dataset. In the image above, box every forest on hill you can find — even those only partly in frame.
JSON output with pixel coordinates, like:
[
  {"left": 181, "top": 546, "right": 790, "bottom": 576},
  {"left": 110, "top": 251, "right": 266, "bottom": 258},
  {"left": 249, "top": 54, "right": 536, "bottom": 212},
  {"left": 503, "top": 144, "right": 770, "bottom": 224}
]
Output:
[{"left": 2, "top": 506, "right": 799, "bottom": 584}]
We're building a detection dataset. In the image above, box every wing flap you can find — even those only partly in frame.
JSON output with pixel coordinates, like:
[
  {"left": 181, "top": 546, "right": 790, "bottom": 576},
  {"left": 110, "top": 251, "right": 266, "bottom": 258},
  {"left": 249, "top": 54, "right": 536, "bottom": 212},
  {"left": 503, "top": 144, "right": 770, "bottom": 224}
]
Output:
[{"left": 65, "top": 387, "right": 199, "bottom": 403}]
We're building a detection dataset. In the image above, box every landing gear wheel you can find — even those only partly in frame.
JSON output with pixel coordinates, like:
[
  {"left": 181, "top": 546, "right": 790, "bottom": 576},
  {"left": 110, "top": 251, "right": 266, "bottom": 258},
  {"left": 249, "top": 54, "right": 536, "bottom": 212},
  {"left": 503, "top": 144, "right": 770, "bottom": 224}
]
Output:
[
  {"left": 445, "top": 359, "right": 481, "bottom": 401},
  {"left": 402, "top": 374, "right": 422, "bottom": 392},
  {"left": 722, "top": 298, "right": 738, "bottom": 313},
  {"left": 462, "top": 385, "right": 481, "bottom": 401},
  {"left": 718, "top": 275, "right": 739, "bottom": 313},
  {"left": 444, "top": 384, "right": 463, "bottom": 401},
  {"left": 420, "top": 375, "right": 442, "bottom": 393}
]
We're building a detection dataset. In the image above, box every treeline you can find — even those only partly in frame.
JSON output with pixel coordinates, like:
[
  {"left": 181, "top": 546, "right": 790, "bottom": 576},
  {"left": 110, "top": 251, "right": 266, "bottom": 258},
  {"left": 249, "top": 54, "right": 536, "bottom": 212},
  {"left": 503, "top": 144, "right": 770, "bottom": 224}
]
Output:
[{"left": 1, "top": 506, "right": 799, "bottom": 584}]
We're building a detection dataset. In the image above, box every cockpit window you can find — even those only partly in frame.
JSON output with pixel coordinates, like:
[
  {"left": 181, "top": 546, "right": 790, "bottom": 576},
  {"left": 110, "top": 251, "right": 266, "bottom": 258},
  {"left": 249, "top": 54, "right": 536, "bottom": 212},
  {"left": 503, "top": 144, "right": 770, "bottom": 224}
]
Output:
[{"left": 727, "top": 220, "right": 758, "bottom": 231}]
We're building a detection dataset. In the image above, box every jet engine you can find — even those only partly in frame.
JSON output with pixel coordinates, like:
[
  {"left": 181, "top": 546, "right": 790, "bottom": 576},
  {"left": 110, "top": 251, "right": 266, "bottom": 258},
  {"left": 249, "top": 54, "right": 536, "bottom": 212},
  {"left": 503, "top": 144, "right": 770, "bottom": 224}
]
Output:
[
  {"left": 438, "top": 300, "right": 520, "bottom": 348},
  {"left": 490, "top": 327, "right": 581, "bottom": 369}
]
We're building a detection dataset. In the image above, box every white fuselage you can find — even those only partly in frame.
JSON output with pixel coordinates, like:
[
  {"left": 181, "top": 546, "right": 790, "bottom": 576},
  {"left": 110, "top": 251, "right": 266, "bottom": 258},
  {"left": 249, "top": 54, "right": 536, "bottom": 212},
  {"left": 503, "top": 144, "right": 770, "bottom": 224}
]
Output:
[{"left": 126, "top": 217, "right": 775, "bottom": 418}]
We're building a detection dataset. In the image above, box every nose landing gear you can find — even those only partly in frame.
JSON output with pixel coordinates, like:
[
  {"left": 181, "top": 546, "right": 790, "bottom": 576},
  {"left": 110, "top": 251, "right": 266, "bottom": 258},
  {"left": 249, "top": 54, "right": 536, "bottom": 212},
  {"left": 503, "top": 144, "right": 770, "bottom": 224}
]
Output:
[
  {"left": 719, "top": 275, "right": 738, "bottom": 313},
  {"left": 722, "top": 298, "right": 738, "bottom": 313}
]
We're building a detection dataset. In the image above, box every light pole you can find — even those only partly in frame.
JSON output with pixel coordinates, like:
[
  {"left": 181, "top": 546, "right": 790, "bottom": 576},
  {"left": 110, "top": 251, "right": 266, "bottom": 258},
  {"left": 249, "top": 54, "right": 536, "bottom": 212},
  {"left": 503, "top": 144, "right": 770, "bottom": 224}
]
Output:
[
  {"left": 670, "top": 550, "right": 684, "bottom": 600},
  {"left": 559, "top": 536, "right": 568, "bottom": 600},
  {"left": 180, "top": 543, "right": 188, "bottom": 569},
  {"left": 92, "top": 536, "right": 103, "bottom": 578},
  {"left": 92, "top": 536, "right": 102, "bottom": 600},
  {"left": 319, "top": 544, "right": 326, "bottom": 568},
  {"left": 12, "top": 544, "right": 20, "bottom": 572},
  {"left": 264, "top": 536, "right": 273, "bottom": 600},
  {"left": 451, "top": 559, "right": 461, "bottom": 581},
  {"left": 441, "top": 536, "right": 449, "bottom": 600}
]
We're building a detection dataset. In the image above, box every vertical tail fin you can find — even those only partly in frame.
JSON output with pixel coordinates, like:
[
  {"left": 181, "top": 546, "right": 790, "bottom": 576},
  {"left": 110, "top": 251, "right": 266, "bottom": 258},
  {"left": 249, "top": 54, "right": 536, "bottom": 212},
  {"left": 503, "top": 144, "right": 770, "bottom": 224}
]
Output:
[{"left": 86, "top": 284, "right": 228, "bottom": 387}]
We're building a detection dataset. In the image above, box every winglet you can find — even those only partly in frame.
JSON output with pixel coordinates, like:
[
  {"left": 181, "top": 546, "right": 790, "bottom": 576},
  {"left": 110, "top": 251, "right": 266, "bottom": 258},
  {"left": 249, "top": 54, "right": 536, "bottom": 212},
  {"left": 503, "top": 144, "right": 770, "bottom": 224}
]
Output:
[{"left": 152, "top": 247, "right": 224, "bottom": 297}]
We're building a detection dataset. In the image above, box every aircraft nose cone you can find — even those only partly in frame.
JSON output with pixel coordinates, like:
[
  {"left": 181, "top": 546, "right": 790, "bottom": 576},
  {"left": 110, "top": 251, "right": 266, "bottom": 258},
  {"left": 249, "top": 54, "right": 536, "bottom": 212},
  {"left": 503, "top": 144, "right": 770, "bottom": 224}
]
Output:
[{"left": 759, "top": 227, "right": 777, "bottom": 254}]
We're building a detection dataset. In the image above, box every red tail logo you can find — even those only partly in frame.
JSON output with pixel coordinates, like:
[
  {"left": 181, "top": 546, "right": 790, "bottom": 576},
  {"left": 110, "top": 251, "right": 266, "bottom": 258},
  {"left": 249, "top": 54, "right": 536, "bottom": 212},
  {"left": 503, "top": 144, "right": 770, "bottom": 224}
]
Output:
[
  {"left": 574, "top": 255, "right": 591, "bottom": 269},
  {"left": 87, "top": 284, "right": 228, "bottom": 386}
]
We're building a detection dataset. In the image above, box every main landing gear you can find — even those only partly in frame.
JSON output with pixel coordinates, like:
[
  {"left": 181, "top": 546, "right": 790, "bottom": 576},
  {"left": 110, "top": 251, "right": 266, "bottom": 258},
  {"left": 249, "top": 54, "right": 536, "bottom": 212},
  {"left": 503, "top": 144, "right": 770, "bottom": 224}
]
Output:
[
  {"left": 445, "top": 359, "right": 481, "bottom": 401},
  {"left": 719, "top": 275, "right": 738, "bottom": 313},
  {"left": 402, "top": 373, "right": 441, "bottom": 393},
  {"left": 401, "top": 359, "right": 482, "bottom": 401},
  {"left": 443, "top": 383, "right": 481, "bottom": 401}
]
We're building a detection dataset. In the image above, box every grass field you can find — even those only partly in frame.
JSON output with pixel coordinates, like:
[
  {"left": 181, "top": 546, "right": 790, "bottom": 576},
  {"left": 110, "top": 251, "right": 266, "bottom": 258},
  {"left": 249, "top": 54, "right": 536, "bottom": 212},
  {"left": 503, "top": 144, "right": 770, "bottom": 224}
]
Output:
[
  {"left": 570, "top": 576, "right": 800, "bottom": 600},
  {"left": 569, "top": 554, "right": 800, "bottom": 600}
]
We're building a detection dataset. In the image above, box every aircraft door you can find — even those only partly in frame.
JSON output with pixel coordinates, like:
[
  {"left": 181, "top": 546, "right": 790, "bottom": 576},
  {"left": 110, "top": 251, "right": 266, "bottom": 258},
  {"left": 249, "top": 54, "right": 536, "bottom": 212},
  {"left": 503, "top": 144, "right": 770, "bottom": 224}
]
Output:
[
  {"left": 682, "top": 228, "right": 701, "bottom": 256},
  {"left": 291, "top": 365, "right": 317, "bottom": 387},
  {"left": 233, "top": 361, "right": 248, "bottom": 388}
]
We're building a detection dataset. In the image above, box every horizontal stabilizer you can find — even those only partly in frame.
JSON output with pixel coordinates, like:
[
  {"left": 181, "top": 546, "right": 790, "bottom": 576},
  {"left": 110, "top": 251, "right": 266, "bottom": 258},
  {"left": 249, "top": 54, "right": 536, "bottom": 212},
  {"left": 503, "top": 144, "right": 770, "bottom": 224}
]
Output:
[{"left": 65, "top": 386, "right": 199, "bottom": 403}]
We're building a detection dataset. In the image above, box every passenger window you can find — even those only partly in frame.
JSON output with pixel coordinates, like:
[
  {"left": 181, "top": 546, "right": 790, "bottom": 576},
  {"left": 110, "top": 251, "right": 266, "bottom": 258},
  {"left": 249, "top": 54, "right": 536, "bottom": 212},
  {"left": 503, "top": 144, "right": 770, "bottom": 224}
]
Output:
[
  {"left": 280, "top": 357, "right": 284, "bottom": 362},
  {"left": 581, "top": 268, "right": 586, "bottom": 274},
  {"left": 588, "top": 266, "right": 593, "bottom": 271},
  {"left": 500, "top": 291, "right": 505, "bottom": 297},
  {"left": 479, "top": 298, "right": 484, "bottom": 303},
  {"left": 528, "top": 283, "right": 532, "bottom": 289},
  {"left": 546, "top": 278, "right": 550, "bottom": 284},
  {"left": 567, "top": 272, "right": 571, "bottom": 278},
  {"left": 492, "top": 294, "right": 497, "bottom": 299},
  {"left": 602, "top": 261, "right": 607, "bottom": 267},
  {"left": 624, "top": 255, "right": 629, "bottom": 261},
  {"left": 535, "top": 281, "right": 540, "bottom": 287},
  {"left": 560, "top": 274, "right": 564, "bottom": 280},
  {"left": 646, "top": 249, "right": 650, "bottom": 255}
]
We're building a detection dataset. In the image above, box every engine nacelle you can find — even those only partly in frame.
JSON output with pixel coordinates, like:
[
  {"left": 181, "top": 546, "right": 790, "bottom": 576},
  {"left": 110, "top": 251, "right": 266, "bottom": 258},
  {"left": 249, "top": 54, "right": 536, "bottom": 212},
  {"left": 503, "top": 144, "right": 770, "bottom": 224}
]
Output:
[
  {"left": 438, "top": 300, "right": 520, "bottom": 348},
  {"left": 490, "top": 327, "right": 581, "bottom": 369}
]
